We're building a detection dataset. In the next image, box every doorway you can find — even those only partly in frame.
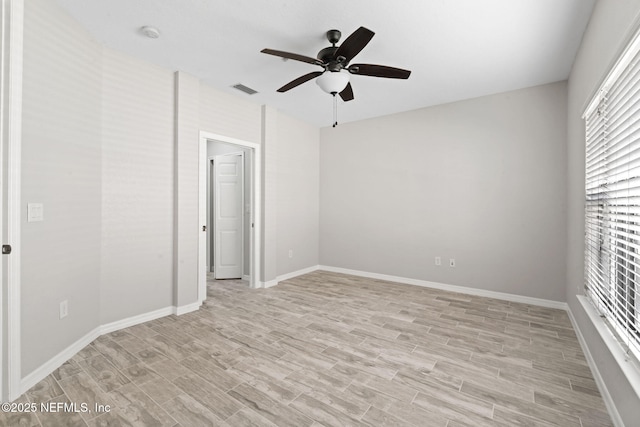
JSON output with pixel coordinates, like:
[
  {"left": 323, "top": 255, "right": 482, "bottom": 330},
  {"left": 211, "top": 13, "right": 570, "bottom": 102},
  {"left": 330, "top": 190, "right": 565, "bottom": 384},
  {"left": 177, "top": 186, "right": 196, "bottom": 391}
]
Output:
[
  {"left": 209, "top": 150, "right": 246, "bottom": 279},
  {"left": 198, "top": 132, "right": 262, "bottom": 301}
]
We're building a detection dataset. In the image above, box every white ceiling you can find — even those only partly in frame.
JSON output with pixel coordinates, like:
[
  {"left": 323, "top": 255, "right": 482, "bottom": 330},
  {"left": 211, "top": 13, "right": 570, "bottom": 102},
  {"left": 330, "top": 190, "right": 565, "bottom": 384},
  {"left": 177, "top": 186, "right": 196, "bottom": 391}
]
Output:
[{"left": 52, "top": 0, "right": 596, "bottom": 127}]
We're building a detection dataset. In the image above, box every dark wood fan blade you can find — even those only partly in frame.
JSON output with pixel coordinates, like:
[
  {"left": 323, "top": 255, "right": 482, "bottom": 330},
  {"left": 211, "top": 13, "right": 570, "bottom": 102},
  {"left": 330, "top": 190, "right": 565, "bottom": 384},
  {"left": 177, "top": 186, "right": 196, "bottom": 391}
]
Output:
[
  {"left": 261, "top": 48, "right": 323, "bottom": 66},
  {"left": 334, "top": 27, "right": 374, "bottom": 63},
  {"left": 348, "top": 64, "right": 411, "bottom": 79},
  {"left": 277, "top": 71, "right": 324, "bottom": 92},
  {"left": 339, "top": 82, "right": 354, "bottom": 102}
]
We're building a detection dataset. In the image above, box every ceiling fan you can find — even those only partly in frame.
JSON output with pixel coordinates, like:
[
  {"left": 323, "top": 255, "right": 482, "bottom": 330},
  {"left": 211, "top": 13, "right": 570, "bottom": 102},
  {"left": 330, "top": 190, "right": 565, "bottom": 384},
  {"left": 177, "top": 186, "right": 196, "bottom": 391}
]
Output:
[{"left": 261, "top": 27, "right": 411, "bottom": 104}]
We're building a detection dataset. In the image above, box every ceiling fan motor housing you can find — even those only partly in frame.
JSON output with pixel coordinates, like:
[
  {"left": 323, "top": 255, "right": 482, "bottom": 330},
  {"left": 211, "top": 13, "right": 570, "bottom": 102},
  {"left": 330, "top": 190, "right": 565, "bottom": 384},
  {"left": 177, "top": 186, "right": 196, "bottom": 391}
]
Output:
[
  {"left": 317, "top": 46, "right": 339, "bottom": 64},
  {"left": 326, "top": 29, "right": 341, "bottom": 45},
  {"left": 318, "top": 29, "right": 346, "bottom": 71}
]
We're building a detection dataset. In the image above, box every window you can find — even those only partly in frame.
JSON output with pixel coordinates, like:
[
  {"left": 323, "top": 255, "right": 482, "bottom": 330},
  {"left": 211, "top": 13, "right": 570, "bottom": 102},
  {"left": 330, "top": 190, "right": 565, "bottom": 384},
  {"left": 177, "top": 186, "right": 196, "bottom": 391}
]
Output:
[{"left": 584, "top": 31, "right": 640, "bottom": 363}]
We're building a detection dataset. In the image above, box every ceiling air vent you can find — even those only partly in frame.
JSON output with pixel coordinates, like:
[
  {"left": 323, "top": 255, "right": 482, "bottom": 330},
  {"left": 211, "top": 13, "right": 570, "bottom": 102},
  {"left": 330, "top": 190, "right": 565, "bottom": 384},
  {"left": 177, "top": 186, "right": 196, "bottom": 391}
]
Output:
[{"left": 232, "top": 84, "right": 258, "bottom": 95}]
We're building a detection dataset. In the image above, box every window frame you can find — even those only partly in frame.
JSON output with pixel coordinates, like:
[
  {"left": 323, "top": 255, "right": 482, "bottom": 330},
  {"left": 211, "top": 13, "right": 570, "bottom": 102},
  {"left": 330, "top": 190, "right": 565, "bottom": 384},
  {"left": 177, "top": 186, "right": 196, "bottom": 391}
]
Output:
[{"left": 583, "top": 28, "right": 640, "bottom": 366}]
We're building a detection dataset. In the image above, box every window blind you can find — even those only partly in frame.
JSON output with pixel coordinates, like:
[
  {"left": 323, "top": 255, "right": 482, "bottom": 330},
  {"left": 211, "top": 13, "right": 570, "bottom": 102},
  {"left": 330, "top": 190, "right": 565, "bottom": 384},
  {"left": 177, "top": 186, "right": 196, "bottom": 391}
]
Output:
[{"left": 584, "top": 33, "right": 640, "bottom": 364}]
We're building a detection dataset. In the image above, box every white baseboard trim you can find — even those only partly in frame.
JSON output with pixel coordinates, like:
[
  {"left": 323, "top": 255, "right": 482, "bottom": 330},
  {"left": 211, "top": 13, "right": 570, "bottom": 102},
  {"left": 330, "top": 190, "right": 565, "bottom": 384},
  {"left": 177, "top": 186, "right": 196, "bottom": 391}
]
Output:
[
  {"left": 568, "top": 297, "right": 634, "bottom": 427},
  {"left": 319, "top": 265, "right": 568, "bottom": 310},
  {"left": 259, "top": 265, "right": 321, "bottom": 289},
  {"left": 174, "top": 301, "right": 201, "bottom": 316},
  {"left": 20, "top": 326, "right": 100, "bottom": 395},
  {"left": 20, "top": 301, "right": 201, "bottom": 398},
  {"left": 261, "top": 279, "right": 279, "bottom": 288},
  {"left": 101, "top": 306, "right": 174, "bottom": 335},
  {"left": 277, "top": 265, "right": 320, "bottom": 282},
  {"left": 242, "top": 275, "right": 250, "bottom": 281}
]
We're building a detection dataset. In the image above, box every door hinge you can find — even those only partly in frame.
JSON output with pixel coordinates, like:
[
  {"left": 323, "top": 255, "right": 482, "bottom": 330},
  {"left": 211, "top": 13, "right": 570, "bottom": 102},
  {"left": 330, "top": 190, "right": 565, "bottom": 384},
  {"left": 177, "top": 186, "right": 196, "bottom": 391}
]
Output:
[{"left": 2, "top": 245, "right": 12, "bottom": 255}]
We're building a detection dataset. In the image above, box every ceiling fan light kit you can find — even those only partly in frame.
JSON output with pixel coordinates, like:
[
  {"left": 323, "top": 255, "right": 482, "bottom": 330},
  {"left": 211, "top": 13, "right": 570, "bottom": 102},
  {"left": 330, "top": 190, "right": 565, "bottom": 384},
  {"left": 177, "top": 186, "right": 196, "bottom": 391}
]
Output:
[
  {"left": 261, "top": 26, "right": 411, "bottom": 127},
  {"left": 316, "top": 71, "right": 349, "bottom": 94}
]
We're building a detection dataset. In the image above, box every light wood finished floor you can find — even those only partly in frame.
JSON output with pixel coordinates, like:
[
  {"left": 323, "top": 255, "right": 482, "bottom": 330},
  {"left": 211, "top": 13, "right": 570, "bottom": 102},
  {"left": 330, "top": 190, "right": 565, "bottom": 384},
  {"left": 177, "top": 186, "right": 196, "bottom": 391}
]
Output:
[{"left": 6, "top": 271, "right": 613, "bottom": 426}]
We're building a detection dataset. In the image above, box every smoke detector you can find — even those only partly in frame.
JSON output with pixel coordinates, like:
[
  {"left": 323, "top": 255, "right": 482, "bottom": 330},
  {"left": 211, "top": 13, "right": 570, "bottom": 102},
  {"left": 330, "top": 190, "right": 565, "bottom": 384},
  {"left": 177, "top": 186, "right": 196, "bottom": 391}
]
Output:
[{"left": 140, "top": 26, "right": 160, "bottom": 39}]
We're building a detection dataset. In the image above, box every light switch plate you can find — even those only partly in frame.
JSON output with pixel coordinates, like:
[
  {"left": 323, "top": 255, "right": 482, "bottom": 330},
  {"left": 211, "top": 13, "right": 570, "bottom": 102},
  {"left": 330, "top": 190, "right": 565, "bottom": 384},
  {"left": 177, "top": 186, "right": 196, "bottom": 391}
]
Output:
[{"left": 27, "top": 203, "right": 44, "bottom": 222}]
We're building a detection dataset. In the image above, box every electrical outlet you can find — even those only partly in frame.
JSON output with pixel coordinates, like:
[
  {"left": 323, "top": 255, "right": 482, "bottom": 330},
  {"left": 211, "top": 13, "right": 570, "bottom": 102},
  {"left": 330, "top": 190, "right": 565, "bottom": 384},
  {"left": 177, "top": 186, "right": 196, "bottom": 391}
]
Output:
[
  {"left": 60, "top": 300, "right": 68, "bottom": 319},
  {"left": 288, "top": 249, "right": 293, "bottom": 259},
  {"left": 449, "top": 258, "right": 456, "bottom": 267},
  {"left": 435, "top": 256, "right": 441, "bottom": 266}
]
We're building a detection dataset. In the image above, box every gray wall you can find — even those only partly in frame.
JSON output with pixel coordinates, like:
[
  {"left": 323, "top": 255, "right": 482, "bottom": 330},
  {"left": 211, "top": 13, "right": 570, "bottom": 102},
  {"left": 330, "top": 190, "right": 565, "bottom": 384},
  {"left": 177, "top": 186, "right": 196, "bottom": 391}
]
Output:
[
  {"left": 21, "top": 0, "right": 102, "bottom": 376},
  {"left": 320, "top": 82, "right": 568, "bottom": 301},
  {"left": 100, "top": 49, "right": 175, "bottom": 325},
  {"left": 566, "top": 0, "right": 640, "bottom": 424},
  {"left": 276, "top": 114, "right": 320, "bottom": 276}
]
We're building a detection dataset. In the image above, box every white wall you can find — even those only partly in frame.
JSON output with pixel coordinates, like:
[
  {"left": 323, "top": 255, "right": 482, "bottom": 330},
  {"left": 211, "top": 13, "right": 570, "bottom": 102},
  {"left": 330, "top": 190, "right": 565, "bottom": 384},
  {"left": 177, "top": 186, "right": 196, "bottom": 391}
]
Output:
[
  {"left": 21, "top": 0, "right": 102, "bottom": 375},
  {"left": 320, "top": 82, "right": 568, "bottom": 301},
  {"left": 199, "top": 84, "right": 262, "bottom": 144},
  {"left": 566, "top": 1, "right": 640, "bottom": 424}
]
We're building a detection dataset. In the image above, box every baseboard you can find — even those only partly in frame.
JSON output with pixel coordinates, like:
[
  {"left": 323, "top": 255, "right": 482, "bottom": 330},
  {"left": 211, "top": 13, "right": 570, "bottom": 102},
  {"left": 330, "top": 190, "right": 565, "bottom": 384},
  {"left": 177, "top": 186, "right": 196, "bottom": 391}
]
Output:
[
  {"left": 318, "top": 265, "right": 568, "bottom": 310},
  {"left": 259, "top": 265, "right": 321, "bottom": 289},
  {"left": 20, "top": 300, "right": 202, "bottom": 398},
  {"left": 101, "top": 306, "right": 174, "bottom": 335},
  {"left": 242, "top": 275, "right": 250, "bottom": 281},
  {"left": 174, "top": 301, "right": 201, "bottom": 316},
  {"left": 262, "top": 279, "right": 279, "bottom": 288},
  {"left": 20, "top": 326, "right": 100, "bottom": 396},
  {"left": 277, "top": 265, "right": 320, "bottom": 282},
  {"left": 568, "top": 297, "right": 633, "bottom": 427}
]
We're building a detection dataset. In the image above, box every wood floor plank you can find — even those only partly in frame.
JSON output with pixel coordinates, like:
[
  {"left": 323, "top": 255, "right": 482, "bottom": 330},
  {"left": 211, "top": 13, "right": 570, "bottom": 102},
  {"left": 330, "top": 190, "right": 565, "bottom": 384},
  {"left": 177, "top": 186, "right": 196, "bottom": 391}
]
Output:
[
  {"left": 362, "top": 405, "right": 413, "bottom": 427},
  {"left": 346, "top": 382, "right": 403, "bottom": 412},
  {"left": 492, "top": 405, "right": 558, "bottom": 427},
  {"left": 106, "top": 382, "right": 177, "bottom": 426},
  {"left": 163, "top": 394, "right": 224, "bottom": 427},
  {"left": 288, "top": 393, "right": 368, "bottom": 427},
  {"left": 534, "top": 390, "right": 612, "bottom": 426},
  {"left": 411, "top": 391, "right": 497, "bottom": 427},
  {"left": 228, "top": 382, "right": 314, "bottom": 427},
  {"left": 385, "top": 397, "right": 450, "bottom": 426},
  {"left": 56, "top": 372, "right": 116, "bottom": 422},
  {"left": 24, "top": 375, "right": 65, "bottom": 405},
  {"left": 222, "top": 407, "right": 279, "bottom": 427},
  {"left": 77, "top": 354, "right": 131, "bottom": 393}
]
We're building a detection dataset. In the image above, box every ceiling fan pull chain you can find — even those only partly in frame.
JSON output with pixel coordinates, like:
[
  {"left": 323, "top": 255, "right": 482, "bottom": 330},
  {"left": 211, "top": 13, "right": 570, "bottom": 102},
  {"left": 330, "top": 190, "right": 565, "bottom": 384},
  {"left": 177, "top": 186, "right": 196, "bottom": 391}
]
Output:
[{"left": 333, "top": 93, "right": 338, "bottom": 127}]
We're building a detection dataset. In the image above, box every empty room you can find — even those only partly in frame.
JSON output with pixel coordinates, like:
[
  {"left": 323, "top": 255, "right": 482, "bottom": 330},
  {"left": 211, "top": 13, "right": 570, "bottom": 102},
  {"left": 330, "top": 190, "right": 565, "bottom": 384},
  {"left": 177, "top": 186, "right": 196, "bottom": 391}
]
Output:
[{"left": 0, "top": 0, "right": 639, "bottom": 426}]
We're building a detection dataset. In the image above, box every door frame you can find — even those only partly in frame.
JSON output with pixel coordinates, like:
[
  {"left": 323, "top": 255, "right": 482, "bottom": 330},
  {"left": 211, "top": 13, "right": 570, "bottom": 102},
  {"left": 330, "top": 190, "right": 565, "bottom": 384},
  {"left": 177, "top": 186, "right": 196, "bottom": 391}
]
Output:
[
  {"left": 1, "top": 0, "right": 23, "bottom": 402},
  {"left": 198, "top": 131, "right": 261, "bottom": 302},
  {"left": 211, "top": 151, "right": 245, "bottom": 279}
]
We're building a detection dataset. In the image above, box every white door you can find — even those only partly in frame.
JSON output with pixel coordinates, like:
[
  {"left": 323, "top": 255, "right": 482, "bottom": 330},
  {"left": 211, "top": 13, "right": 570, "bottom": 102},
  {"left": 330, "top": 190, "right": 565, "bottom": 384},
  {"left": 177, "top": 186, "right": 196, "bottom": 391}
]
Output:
[{"left": 214, "top": 153, "right": 243, "bottom": 279}]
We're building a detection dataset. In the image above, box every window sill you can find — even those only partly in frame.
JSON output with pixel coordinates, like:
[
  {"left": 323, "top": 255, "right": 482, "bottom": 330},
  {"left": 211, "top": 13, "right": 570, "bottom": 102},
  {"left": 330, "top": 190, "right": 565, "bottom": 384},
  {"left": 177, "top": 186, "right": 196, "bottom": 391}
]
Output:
[{"left": 576, "top": 295, "right": 640, "bottom": 401}]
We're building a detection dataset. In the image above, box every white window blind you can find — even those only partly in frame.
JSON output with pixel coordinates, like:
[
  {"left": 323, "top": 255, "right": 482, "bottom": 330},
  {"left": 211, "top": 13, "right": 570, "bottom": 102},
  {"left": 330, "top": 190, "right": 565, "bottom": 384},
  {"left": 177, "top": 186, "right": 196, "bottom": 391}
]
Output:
[{"left": 584, "top": 31, "right": 640, "bottom": 364}]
